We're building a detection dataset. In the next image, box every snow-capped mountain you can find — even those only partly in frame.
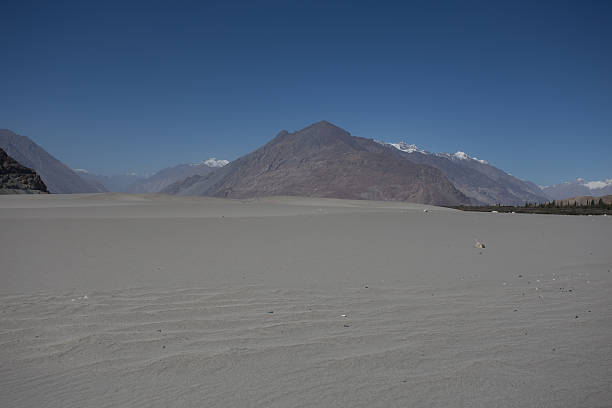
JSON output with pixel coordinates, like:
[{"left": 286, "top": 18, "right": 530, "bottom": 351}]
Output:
[
  {"left": 541, "top": 178, "right": 612, "bottom": 200},
  {"left": 377, "top": 141, "right": 489, "bottom": 164},
  {"left": 438, "top": 151, "right": 488, "bottom": 164},
  {"left": 385, "top": 142, "right": 425, "bottom": 154},
  {"left": 75, "top": 158, "right": 230, "bottom": 193},
  {"left": 583, "top": 179, "right": 612, "bottom": 190},
  {"left": 377, "top": 140, "right": 548, "bottom": 205},
  {"left": 162, "top": 121, "right": 473, "bottom": 205},
  {"left": 193, "top": 158, "right": 229, "bottom": 168},
  {"left": 127, "top": 157, "right": 229, "bottom": 194}
]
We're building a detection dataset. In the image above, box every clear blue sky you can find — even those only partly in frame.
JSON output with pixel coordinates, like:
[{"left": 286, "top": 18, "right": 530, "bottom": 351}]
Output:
[{"left": 1, "top": 0, "right": 610, "bottom": 184}]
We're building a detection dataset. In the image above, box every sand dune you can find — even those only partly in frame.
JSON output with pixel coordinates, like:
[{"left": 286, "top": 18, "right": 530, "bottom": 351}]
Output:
[{"left": 1, "top": 194, "right": 611, "bottom": 407}]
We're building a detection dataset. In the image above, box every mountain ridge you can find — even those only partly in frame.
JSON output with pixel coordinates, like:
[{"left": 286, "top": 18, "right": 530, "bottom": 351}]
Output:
[
  {"left": 75, "top": 170, "right": 146, "bottom": 193},
  {"left": 542, "top": 178, "right": 612, "bottom": 200},
  {"left": 162, "top": 121, "right": 474, "bottom": 205},
  {"left": 377, "top": 141, "right": 549, "bottom": 205},
  {"left": 0, "top": 129, "right": 105, "bottom": 194},
  {"left": 126, "top": 159, "right": 229, "bottom": 194}
]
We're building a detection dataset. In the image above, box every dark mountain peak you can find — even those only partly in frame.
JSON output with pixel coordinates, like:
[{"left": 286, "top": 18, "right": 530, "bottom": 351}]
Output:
[
  {"left": 266, "top": 120, "right": 358, "bottom": 152},
  {"left": 163, "top": 121, "right": 473, "bottom": 205},
  {"left": 262, "top": 121, "right": 355, "bottom": 155},
  {"left": 309, "top": 120, "right": 342, "bottom": 129},
  {"left": 301, "top": 120, "right": 348, "bottom": 135}
]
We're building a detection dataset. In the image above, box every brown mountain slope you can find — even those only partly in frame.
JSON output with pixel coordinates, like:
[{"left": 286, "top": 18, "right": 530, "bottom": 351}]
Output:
[
  {"left": 163, "top": 121, "right": 473, "bottom": 205},
  {"left": 1, "top": 148, "right": 49, "bottom": 194}
]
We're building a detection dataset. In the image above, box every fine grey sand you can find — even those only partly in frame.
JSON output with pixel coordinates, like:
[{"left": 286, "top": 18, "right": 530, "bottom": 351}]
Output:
[{"left": 1, "top": 194, "right": 611, "bottom": 407}]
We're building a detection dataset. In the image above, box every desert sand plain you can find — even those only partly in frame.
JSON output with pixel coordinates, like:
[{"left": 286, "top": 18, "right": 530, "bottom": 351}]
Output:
[{"left": 1, "top": 193, "right": 611, "bottom": 407}]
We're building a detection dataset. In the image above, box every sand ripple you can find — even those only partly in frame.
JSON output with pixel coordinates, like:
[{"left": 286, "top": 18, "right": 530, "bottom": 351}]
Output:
[{"left": 1, "top": 280, "right": 611, "bottom": 408}]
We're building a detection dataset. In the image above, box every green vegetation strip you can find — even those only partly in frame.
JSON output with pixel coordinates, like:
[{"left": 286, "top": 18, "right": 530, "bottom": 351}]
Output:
[{"left": 452, "top": 200, "right": 611, "bottom": 216}]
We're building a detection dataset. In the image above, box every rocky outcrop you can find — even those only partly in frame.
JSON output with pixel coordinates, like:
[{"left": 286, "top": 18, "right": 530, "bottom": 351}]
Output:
[{"left": 1, "top": 148, "right": 49, "bottom": 194}]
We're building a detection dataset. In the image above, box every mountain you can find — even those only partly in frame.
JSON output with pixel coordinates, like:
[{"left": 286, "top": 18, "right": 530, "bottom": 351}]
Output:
[
  {"left": 162, "top": 121, "right": 473, "bottom": 205},
  {"left": 541, "top": 179, "right": 612, "bottom": 200},
  {"left": 0, "top": 129, "right": 106, "bottom": 193},
  {"left": 377, "top": 142, "right": 549, "bottom": 205},
  {"left": 127, "top": 158, "right": 229, "bottom": 193},
  {"left": 74, "top": 170, "right": 146, "bottom": 192},
  {"left": 1, "top": 148, "right": 49, "bottom": 194}
]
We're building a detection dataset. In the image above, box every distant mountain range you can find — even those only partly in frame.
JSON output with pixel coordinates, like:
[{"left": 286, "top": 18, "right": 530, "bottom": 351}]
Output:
[
  {"left": 73, "top": 170, "right": 146, "bottom": 193},
  {"left": 2, "top": 124, "right": 608, "bottom": 205},
  {"left": 376, "top": 142, "right": 548, "bottom": 205},
  {"left": 126, "top": 159, "right": 228, "bottom": 194},
  {"left": 74, "top": 159, "right": 230, "bottom": 193},
  {"left": 162, "top": 121, "right": 473, "bottom": 205},
  {"left": 541, "top": 179, "right": 612, "bottom": 200},
  {"left": 0, "top": 129, "right": 105, "bottom": 194},
  {"left": 1, "top": 147, "right": 49, "bottom": 194}
]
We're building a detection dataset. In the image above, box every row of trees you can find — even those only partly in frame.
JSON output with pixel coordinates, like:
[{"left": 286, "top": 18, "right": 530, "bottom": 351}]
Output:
[{"left": 523, "top": 198, "right": 611, "bottom": 209}]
